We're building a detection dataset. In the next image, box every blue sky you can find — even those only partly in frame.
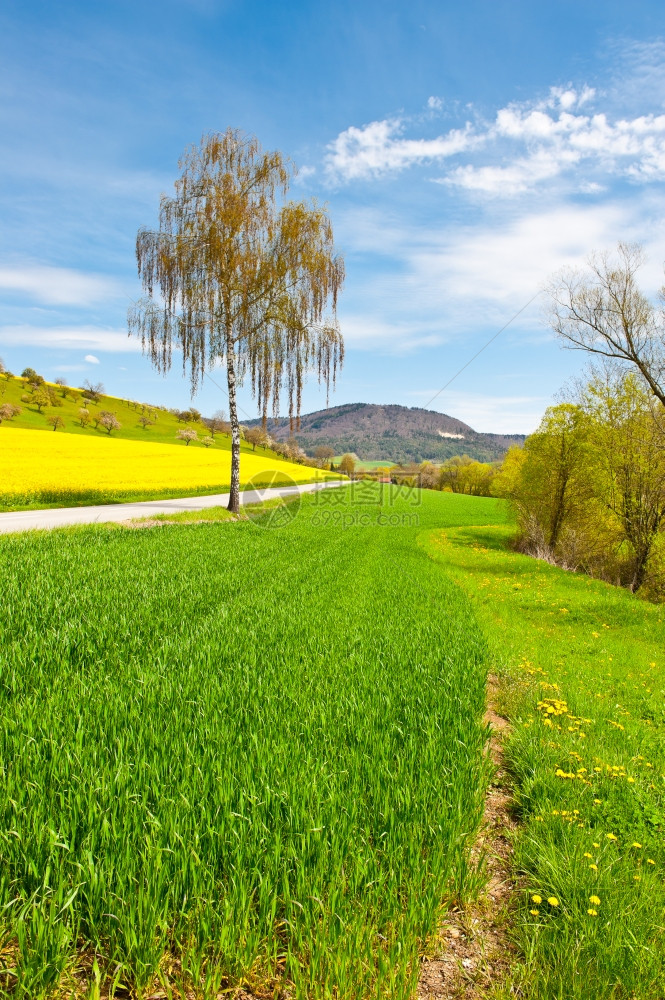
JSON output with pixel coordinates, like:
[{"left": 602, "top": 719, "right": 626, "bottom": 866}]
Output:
[{"left": 1, "top": 0, "right": 665, "bottom": 433}]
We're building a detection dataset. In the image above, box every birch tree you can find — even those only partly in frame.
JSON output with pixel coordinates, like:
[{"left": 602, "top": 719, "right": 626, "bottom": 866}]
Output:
[{"left": 129, "top": 129, "right": 344, "bottom": 512}]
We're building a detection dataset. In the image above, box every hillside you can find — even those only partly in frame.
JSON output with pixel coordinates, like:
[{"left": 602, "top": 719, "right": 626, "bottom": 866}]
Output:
[
  {"left": 0, "top": 374, "right": 263, "bottom": 458},
  {"left": 248, "top": 402, "right": 525, "bottom": 464}
]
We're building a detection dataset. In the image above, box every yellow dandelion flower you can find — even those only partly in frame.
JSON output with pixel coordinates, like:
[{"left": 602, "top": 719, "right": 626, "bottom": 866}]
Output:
[
  {"left": 530, "top": 909, "right": 540, "bottom": 916},
  {"left": 547, "top": 896, "right": 559, "bottom": 907},
  {"left": 593, "top": 842, "right": 600, "bottom": 848},
  {"left": 587, "top": 908, "right": 597, "bottom": 916},
  {"left": 589, "top": 864, "right": 598, "bottom": 871},
  {"left": 589, "top": 895, "right": 601, "bottom": 905},
  {"left": 593, "top": 798, "right": 602, "bottom": 804},
  {"left": 631, "top": 842, "right": 642, "bottom": 849},
  {"left": 647, "top": 859, "right": 655, "bottom": 865},
  {"left": 531, "top": 894, "right": 542, "bottom": 904},
  {"left": 606, "top": 833, "right": 617, "bottom": 841},
  {"left": 583, "top": 852, "right": 592, "bottom": 858},
  {"left": 634, "top": 875, "right": 641, "bottom": 881}
]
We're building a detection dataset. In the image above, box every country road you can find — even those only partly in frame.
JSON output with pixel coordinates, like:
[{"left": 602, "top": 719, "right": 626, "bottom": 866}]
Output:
[{"left": 0, "top": 480, "right": 348, "bottom": 534}]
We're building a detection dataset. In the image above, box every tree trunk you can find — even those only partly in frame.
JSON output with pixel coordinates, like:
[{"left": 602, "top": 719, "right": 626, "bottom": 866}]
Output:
[
  {"left": 226, "top": 331, "right": 241, "bottom": 514},
  {"left": 631, "top": 547, "right": 650, "bottom": 592}
]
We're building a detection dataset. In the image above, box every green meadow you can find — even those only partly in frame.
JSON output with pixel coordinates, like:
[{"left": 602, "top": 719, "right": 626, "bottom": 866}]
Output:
[
  {"left": 0, "top": 488, "right": 505, "bottom": 999},
  {"left": 424, "top": 524, "right": 665, "bottom": 999},
  {"left": 0, "top": 485, "right": 663, "bottom": 998}
]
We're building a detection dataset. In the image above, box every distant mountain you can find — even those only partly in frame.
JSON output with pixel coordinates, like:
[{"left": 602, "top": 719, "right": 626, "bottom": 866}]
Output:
[{"left": 247, "top": 403, "right": 525, "bottom": 464}]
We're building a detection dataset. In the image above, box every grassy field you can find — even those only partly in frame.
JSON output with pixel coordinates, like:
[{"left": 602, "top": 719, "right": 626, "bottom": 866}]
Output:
[
  {"left": 0, "top": 487, "right": 509, "bottom": 999},
  {"left": 2, "top": 483, "right": 663, "bottom": 998},
  {"left": 0, "top": 375, "right": 253, "bottom": 450},
  {"left": 333, "top": 457, "right": 395, "bottom": 471},
  {"left": 424, "top": 525, "right": 665, "bottom": 999},
  {"left": 0, "top": 427, "right": 337, "bottom": 511}
]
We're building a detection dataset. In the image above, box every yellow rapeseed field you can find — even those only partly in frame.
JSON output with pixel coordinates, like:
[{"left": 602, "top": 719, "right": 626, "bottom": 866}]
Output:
[{"left": 0, "top": 426, "right": 332, "bottom": 507}]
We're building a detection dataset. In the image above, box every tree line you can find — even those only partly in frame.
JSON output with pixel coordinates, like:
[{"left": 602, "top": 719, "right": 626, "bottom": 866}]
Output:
[{"left": 495, "top": 243, "right": 665, "bottom": 598}]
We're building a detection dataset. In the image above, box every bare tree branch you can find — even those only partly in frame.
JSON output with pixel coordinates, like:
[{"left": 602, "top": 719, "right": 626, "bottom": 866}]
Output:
[{"left": 547, "top": 242, "right": 665, "bottom": 408}]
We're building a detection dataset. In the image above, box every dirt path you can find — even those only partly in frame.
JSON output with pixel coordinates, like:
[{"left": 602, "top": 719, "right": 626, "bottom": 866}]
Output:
[{"left": 417, "top": 675, "right": 517, "bottom": 999}]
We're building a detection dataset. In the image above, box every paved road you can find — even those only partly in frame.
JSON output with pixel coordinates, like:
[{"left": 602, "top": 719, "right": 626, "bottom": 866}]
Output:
[{"left": 0, "top": 480, "right": 348, "bottom": 534}]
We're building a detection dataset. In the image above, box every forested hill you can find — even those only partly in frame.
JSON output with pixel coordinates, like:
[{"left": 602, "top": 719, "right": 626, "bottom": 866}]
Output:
[{"left": 247, "top": 403, "right": 525, "bottom": 464}]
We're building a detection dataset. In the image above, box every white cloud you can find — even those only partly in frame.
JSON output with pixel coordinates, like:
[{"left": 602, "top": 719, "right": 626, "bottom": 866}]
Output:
[
  {"left": 335, "top": 193, "right": 665, "bottom": 356},
  {"left": 443, "top": 148, "right": 568, "bottom": 196},
  {"left": 427, "top": 96, "right": 443, "bottom": 111},
  {"left": 0, "top": 265, "right": 120, "bottom": 306},
  {"left": 338, "top": 313, "right": 444, "bottom": 352},
  {"left": 84, "top": 354, "right": 100, "bottom": 364},
  {"left": 410, "top": 389, "right": 549, "bottom": 434},
  {"left": 294, "top": 165, "right": 316, "bottom": 183},
  {"left": 0, "top": 325, "right": 142, "bottom": 352},
  {"left": 326, "top": 118, "right": 479, "bottom": 182},
  {"left": 326, "top": 80, "right": 665, "bottom": 193}
]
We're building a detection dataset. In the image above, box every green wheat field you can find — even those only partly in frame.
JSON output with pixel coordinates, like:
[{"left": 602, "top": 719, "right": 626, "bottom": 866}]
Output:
[{"left": 1, "top": 485, "right": 663, "bottom": 999}]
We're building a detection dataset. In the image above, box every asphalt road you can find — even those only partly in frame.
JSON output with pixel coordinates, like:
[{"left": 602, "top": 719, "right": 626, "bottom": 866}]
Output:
[{"left": 0, "top": 480, "right": 348, "bottom": 534}]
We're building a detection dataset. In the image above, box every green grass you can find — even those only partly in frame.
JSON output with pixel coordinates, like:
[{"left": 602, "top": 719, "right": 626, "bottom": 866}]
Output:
[
  {"left": 0, "top": 486, "right": 507, "bottom": 999},
  {"left": 333, "top": 457, "right": 396, "bottom": 471},
  {"left": 0, "top": 478, "right": 334, "bottom": 514},
  {"left": 0, "top": 375, "right": 266, "bottom": 455},
  {"left": 7, "top": 483, "right": 660, "bottom": 998},
  {"left": 423, "top": 524, "right": 665, "bottom": 999}
]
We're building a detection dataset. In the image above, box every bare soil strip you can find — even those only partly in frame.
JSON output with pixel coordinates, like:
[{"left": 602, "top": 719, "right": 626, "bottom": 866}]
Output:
[{"left": 417, "top": 675, "right": 517, "bottom": 1000}]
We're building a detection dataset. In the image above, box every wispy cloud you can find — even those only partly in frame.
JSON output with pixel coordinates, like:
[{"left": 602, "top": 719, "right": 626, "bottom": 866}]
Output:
[
  {"left": 0, "top": 265, "right": 120, "bottom": 306},
  {"left": 409, "top": 389, "right": 549, "bottom": 434},
  {"left": 338, "top": 313, "right": 445, "bottom": 352},
  {"left": 0, "top": 325, "right": 141, "bottom": 352},
  {"left": 336, "top": 193, "right": 665, "bottom": 352},
  {"left": 84, "top": 354, "right": 101, "bottom": 364}
]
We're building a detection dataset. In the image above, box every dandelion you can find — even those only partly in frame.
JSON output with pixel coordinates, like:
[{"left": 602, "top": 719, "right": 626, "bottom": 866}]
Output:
[
  {"left": 531, "top": 894, "right": 542, "bottom": 904},
  {"left": 530, "top": 909, "right": 540, "bottom": 916},
  {"left": 589, "top": 895, "right": 600, "bottom": 905},
  {"left": 583, "top": 852, "right": 592, "bottom": 859},
  {"left": 547, "top": 896, "right": 559, "bottom": 907},
  {"left": 631, "top": 842, "right": 642, "bottom": 849},
  {"left": 589, "top": 864, "right": 598, "bottom": 871},
  {"left": 647, "top": 859, "right": 655, "bottom": 865},
  {"left": 587, "top": 908, "right": 597, "bottom": 916},
  {"left": 593, "top": 798, "right": 602, "bottom": 804},
  {"left": 593, "top": 842, "right": 600, "bottom": 848},
  {"left": 634, "top": 875, "right": 641, "bottom": 881},
  {"left": 606, "top": 833, "right": 617, "bottom": 841}
]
